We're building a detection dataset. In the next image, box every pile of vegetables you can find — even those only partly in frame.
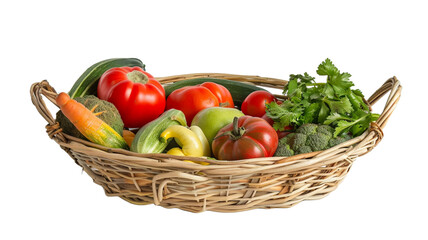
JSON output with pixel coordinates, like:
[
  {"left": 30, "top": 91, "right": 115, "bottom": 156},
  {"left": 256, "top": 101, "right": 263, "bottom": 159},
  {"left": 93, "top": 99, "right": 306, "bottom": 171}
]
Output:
[{"left": 55, "top": 58, "right": 378, "bottom": 162}]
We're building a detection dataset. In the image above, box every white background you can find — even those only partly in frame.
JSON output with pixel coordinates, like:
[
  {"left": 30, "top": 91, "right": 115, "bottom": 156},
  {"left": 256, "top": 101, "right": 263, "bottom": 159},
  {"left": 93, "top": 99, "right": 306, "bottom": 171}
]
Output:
[{"left": 1, "top": 0, "right": 426, "bottom": 239}]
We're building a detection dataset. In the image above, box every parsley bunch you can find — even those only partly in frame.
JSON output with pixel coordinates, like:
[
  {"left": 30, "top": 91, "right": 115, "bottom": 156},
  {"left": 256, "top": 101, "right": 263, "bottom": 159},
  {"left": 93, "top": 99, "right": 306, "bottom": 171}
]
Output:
[{"left": 266, "top": 58, "right": 379, "bottom": 137}]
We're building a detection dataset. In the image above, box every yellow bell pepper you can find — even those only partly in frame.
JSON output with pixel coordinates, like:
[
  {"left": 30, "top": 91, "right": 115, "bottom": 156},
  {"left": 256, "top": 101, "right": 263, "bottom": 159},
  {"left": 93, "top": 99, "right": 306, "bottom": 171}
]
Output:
[
  {"left": 189, "top": 126, "right": 211, "bottom": 157},
  {"left": 166, "top": 147, "right": 209, "bottom": 165},
  {"left": 166, "top": 147, "right": 186, "bottom": 156},
  {"left": 160, "top": 125, "right": 204, "bottom": 157},
  {"left": 173, "top": 126, "right": 211, "bottom": 157}
]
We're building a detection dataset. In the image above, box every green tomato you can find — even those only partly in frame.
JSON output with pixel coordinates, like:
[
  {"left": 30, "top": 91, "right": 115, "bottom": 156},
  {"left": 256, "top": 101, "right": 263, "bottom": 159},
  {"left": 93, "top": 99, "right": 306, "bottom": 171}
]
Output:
[{"left": 191, "top": 107, "right": 244, "bottom": 145}]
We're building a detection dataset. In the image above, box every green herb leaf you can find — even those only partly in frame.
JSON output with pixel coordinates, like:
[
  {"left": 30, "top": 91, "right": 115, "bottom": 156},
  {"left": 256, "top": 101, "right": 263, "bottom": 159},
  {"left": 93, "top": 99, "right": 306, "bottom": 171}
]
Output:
[
  {"left": 322, "top": 83, "right": 335, "bottom": 98},
  {"left": 317, "top": 58, "right": 339, "bottom": 76},
  {"left": 285, "top": 78, "right": 298, "bottom": 96},
  {"left": 329, "top": 111, "right": 380, "bottom": 137},
  {"left": 265, "top": 102, "right": 303, "bottom": 130},
  {"left": 323, "top": 112, "right": 352, "bottom": 125},
  {"left": 323, "top": 96, "right": 353, "bottom": 115},
  {"left": 333, "top": 120, "right": 356, "bottom": 137},
  {"left": 329, "top": 72, "right": 354, "bottom": 96},
  {"left": 302, "top": 102, "right": 321, "bottom": 124},
  {"left": 318, "top": 102, "right": 330, "bottom": 123},
  {"left": 348, "top": 90, "right": 368, "bottom": 111}
]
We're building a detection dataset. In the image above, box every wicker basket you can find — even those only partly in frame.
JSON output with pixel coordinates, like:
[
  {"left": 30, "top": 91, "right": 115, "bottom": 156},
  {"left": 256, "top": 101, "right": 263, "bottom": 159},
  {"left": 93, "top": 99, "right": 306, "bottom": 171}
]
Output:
[{"left": 30, "top": 73, "right": 401, "bottom": 213}]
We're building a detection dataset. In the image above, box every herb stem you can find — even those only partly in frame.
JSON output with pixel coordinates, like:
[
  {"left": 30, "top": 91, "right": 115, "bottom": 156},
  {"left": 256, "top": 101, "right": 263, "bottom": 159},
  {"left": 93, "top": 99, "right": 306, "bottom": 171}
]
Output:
[{"left": 305, "top": 83, "right": 325, "bottom": 87}]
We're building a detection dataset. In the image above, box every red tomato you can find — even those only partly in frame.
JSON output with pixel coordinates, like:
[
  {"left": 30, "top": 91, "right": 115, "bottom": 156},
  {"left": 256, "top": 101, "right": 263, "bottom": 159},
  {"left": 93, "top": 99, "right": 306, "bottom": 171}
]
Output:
[
  {"left": 97, "top": 66, "right": 166, "bottom": 128},
  {"left": 199, "top": 82, "right": 234, "bottom": 107},
  {"left": 166, "top": 82, "right": 234, "bottom": 124},
  {"left": 212, "top": 116, "right": 278, "bottom": 160},
  {"left": 241, "top": 90, "right": 278, "bottom": 117}
]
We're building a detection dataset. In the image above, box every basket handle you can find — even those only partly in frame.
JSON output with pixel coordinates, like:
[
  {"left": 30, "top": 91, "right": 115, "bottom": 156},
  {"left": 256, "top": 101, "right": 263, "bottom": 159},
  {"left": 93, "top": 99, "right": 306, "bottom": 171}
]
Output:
[
  {"left": 30, "top": 80, "right": 66, "bottom": 142},
  {"left": 367, "top": 76, "right": 402, "bottom": 130},
  {"left": 152, "top": 171, "right": 208, "bottom": 206}
]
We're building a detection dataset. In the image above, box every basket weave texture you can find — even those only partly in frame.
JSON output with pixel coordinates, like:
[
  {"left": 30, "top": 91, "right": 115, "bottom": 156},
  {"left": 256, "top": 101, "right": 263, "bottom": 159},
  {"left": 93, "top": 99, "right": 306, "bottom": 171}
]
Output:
[{"left": 30, "top": 73, "right": 401, "bottom": 213}]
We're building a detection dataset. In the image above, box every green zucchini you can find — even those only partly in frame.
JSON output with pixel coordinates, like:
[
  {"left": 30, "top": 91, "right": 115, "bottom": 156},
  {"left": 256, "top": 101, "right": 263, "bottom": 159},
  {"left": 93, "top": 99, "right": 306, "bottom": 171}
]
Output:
[
  {"left": 68, "top": 58, "right": 145, "bottom": 99},
  {"left": 163, "top": 78, "right": 267, "bottom": 108},
  {"left": 130, "top": 109, "right": 187, "bottom": 154}
]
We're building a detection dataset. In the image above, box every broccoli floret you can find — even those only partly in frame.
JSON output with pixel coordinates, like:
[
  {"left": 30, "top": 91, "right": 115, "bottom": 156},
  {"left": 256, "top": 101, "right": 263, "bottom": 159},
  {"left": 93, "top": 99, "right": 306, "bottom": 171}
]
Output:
[
  {"left": 316, "top": 125, "right": 334, "bottom": 138},
  {"left": 296, "top": 145, "right": 312, "bottom": 155},
  {"left": 288, "top": 133, "right": 307, "bottom": 150},
  {"left": 274, "top": 141, "right": 294, "bottom": 157},
  {"left": 296, "top": 123, "right": 318, "bottom": 135},
  {"left": 328, "top": 134, "right": 352, "bottom": 147},
  {"left": 274, "top": 123, "right": 353, "bottom": 157},
  {"left": 306, "top": 133, "right": 330, "bottom": 151}
]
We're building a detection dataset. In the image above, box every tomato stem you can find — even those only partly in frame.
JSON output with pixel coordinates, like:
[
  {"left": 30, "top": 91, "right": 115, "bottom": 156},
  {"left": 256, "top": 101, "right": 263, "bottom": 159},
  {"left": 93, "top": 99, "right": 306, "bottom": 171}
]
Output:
[
  {"left": 230, "top": 117, "right": 245, "bottom": 140},
  {"left": 213, "top": 117, "right": 246, "bottom": 141},
  {"left": 232, "top": 117, "right": 240, "bottom": 135},
  {"left": 219, "top": 102, "right": 231, "bottom": 107},
  {"left": 127, "top": 70, "right": 148, "bottom": 84}
]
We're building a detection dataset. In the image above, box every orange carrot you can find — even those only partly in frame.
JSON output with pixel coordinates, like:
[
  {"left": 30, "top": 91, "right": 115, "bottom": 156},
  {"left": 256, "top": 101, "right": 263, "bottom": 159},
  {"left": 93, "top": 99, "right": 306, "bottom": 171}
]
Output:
[{"left": 56, "top": 92, "right": 128, "bottom": 149}]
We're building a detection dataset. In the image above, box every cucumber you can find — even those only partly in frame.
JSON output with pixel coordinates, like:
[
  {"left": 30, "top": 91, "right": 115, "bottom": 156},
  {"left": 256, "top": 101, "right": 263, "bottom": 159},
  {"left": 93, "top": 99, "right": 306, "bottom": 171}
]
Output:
[
  {"left": 69, "top": 58, "right": 145, "bottom": 99},
  {"left": 163, "top": 78, "right": 267, "bottom": 108},
  {"left": 130, "top": 109, "right": 187, "bottom": 154}
]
